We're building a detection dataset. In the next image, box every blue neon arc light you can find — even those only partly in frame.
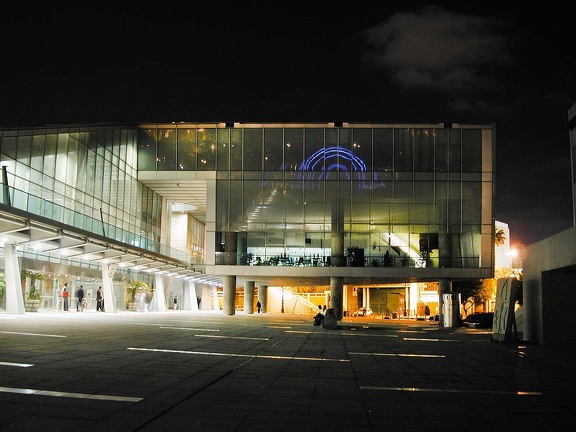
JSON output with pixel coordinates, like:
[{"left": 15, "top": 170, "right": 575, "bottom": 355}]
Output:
[
  {"left": 298, "top": 146, "right": 369, "bottom": 181},
  {"left": 299, "top": 147, "right": 367, "bottom": 171}
]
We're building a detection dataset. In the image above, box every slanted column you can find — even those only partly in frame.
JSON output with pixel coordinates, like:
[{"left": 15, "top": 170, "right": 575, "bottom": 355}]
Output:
[
  {"left": 244, "top": 281, "right": 255, "bottom": 314},
  {"left": 149, "top": 274, "right": 167, "bottom": 312},
  {"left": 4, "top": 241, "right": 24, "bottom": 314},
  {"left": 100, "top": 262, "right": 117, "bottom": 313},
  {"left": 187, "top": 281, "right": 198, "bottom": 311}
]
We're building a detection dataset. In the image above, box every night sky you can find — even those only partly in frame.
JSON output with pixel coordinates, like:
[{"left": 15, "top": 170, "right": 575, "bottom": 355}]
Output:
[{"left": 1, "top": 3, "right": 575, "bottom": 247}]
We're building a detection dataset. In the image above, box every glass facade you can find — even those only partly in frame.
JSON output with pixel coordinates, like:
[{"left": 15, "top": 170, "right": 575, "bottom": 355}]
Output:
[
  {"left": 1, "top": 125, "right": 166, "bottom": 253},
  {"left": 138, "top": 123, "right": 494, "bottom": 270},
  {"left": 0, "top": 121, "right": 495, "bottom": 315}
]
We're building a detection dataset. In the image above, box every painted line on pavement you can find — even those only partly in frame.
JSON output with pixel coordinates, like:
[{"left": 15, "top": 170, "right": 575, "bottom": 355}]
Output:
[
  {"left": 128, "top": 347, "right": 349, "bottom": 362},
  {"left": 0, "top": 331, "right": 66, "bottom": 338},
  {"left": 160, "top": 327, "right": 220, "bottom": 331},
  {"left": 0, "top": 361, "right": 34, "bottom": 367},
  {"left": 349, "top": 352, "right": 445, "bottom": 358},
  {"left": 0, "top": 386, "right": 143, "bottom": 402},
  {"left": 360, "top": 386, "right": 542, "bottom": 396}
]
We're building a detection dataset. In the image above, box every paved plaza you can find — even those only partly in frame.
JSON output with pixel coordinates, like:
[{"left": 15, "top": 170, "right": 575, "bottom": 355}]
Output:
[{"left": 0, "top": 309, "right": 574, "bottom": 431}]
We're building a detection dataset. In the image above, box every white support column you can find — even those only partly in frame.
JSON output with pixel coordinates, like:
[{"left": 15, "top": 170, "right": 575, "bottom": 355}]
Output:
[
  {"left": 4, "top": 242, "right": 24, "bottom": 314},
  {"left": 187, "top": 281, "right": 198, "bottom": 311},
  {"left": 101, "top": 262, "right": 117, "bottom": 313},
  {"left": 149, "top": 274, "right": 167, "bottom": 312}
]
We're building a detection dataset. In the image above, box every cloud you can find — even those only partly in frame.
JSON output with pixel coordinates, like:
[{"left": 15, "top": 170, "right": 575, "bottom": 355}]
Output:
[
  {"left": 447, "top": 97, "right": 513, "bottom": 115},
  {"left": 361, "top": 6, "right": 515, "bottom": 92}
]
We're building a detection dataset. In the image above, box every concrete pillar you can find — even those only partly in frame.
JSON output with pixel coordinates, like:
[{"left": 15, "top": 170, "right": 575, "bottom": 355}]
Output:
[
  {"left": 258, "top": 285, "right": 268, "bottom": 313},
  {"left": 4, "top": 242, "right": 24, "bottom": 314},
  {"left": 244, "top": 281, "right": 255, "bottom": 314},
  {"left": 330, "top": 276, "right": 344, "bottom": 320},
  {"left": 222, "top": 275, "right": 236, "bottom": 315},
  {"left": 331, "top": 232, "right": 345, "bottom": 267}
]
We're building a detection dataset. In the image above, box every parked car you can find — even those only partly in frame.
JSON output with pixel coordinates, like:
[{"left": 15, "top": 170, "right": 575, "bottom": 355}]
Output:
[
  {"left": 352, "top": 307, "right": 373, "bottom": 317},
  {"left": 462, "top": 312, "right": 494, "bottom": 328}
]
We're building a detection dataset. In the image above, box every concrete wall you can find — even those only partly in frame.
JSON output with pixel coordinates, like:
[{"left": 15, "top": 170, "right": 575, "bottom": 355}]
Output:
[{"left": 523, "top": 226, "right": 576, "bottom": 344}]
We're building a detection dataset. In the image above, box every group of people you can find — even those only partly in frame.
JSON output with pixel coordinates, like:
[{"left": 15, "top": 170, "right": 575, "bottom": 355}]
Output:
[{"left": 59, "top": 284, "right": 104, "bottom": 312}]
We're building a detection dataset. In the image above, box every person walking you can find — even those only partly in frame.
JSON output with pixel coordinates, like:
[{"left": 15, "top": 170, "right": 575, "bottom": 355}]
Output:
[
  {"left": 77, "top": 285, "right": 85, "bottom": 312},
  {"left": 96, "top": 286, "right": 104, "bottom": 311},
  {"left": 62, "top": 284, "right": 69, "bottom": 311},
  {"left": 256, "top": 300, "right": 261, "bottom": 313}
]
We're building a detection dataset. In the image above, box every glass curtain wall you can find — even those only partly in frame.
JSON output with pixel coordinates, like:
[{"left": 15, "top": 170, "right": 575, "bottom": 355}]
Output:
[
  {"left": 137, "top": 123, "right": 491, "bottom": 269},
  {"left": 1, "top": 125, "right": 164, "bottom": 250}
]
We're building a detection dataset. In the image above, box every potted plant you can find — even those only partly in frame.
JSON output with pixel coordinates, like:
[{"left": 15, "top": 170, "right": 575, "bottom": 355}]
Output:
[
  {"left": 123, "top": 276, "right": 150, "bottom": 311},
  {"left": 22, "top": 270, "right": 47, "bottom": 312}
]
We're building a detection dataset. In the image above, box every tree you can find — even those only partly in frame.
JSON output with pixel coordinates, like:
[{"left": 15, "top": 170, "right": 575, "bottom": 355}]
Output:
[
  {"left": 452, "top": 278, "right": 494, "bottom": 315},
  {"left": 495, "top": 228, "right": 506, "bottom": 246}
]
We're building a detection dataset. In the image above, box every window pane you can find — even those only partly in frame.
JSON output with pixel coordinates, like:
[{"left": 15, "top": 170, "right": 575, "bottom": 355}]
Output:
[
  {"left": 197, "top": 128, "right": 216, "bottom": 170},
  {"left": 157, "top": 128, "right": 177, "bottom": 171},
  {"left": 178, "top": 127, "right": 197, "bottom": 170},
  {"left": 243, "top": 128, "right": 263, "bottom": 171}
]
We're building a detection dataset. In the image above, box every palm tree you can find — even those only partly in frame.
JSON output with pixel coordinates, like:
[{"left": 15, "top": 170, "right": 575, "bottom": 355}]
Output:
[
  {"left": 495, "top": 228, "right": 506, "bottom": 247},
  {"left": 22, "top": 270, "right": 47, "bottom": 300},
  {"left": 123, "top": 276, "right": 150, "bottom": 308}
]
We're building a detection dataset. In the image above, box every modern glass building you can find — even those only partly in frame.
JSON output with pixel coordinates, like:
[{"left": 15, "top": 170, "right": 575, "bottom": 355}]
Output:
[{"left": 0, "top": 122, "right": 495, "bottom": 321}]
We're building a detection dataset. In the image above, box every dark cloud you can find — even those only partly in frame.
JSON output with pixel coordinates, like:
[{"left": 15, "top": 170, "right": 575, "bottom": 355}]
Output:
[{"left": 362, "top": 6, "right": 514, "bottom": 92}]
